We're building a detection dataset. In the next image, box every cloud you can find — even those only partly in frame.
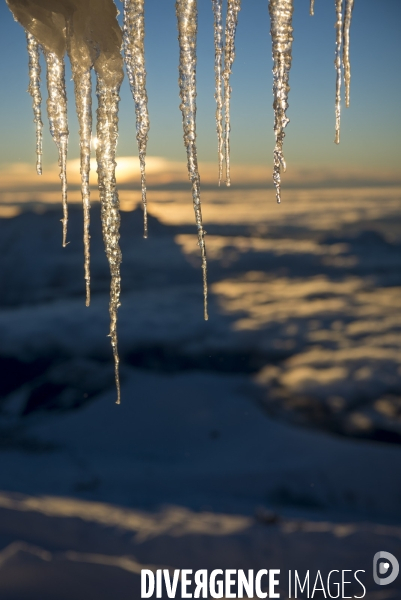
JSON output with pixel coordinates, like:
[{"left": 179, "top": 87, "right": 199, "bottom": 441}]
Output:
[{"left": 0, "top": 156, "right": 400, "bottom": 209}]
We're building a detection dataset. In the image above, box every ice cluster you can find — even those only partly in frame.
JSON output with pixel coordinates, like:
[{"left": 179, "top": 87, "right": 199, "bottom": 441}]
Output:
[{"left": 5, "top": 0, "right": 355, "bottom": 401}]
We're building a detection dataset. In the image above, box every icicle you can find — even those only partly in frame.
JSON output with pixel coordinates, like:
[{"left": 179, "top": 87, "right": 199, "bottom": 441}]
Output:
[
  {"left": 96, "top": 75, "right": 123, "bottom": 404},
  {"left": 122, "top": 0, "right": 150, "bottom": 238},
  {"left": 310, "top": 0, "right": 315, "bottom": 16},
  {"left": 72, "top": 66, "right": 92, "bottom": 306},
  {"left": 222, "top": 0, "right": 241, "bottom": 187},
  {"left": 268, "top": 0, "right": 294, "bottom": 203},
  {"left": 26, "top": 31, "right": 43, "bottom": 176},
  {"left": 176, "top": 0, "right": 208, "bottom": 320},
  {"left": 343, "top": 0, "right": 354, "bottom": 108},
  {"left": 211, "top": 0, "right": 224, "bottom": 186},
  {"left": 334, "top": 0, "right": 343, "bottom": 144},
  {"left": 45, "top": 51, "right": 69, "bottom": 246}
]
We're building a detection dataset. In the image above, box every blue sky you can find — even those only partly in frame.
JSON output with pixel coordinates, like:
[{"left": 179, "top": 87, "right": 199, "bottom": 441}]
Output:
[{"left": 0, "top": 0, "right": 400, "bottom": 186}]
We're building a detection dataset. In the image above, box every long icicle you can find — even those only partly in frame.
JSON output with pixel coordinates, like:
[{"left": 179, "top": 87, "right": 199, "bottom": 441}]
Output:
[
  {"left": 222, "top": 0, "right": 241, "bottom": 187},
  {"left": 72, "top": 66, "right": 92, "bottom": 306},
  {"left": 268, "top": 0, "right": 294, "bottom": 204},
  {"left": 310, "top": 0, "right": 315, "bottom": 16},
  {"left": 26, "top": 31, "right": 43, "bottom": 176},
  {"left": 342, "top": 0, "right": 354, "bottom": 108},
  {"left": 45, "top": 51, "right": 69, "bottom": 246},
  {"left": 176, "top": 0, "right": 208, "bottom": 320},
  {"left": 211, "top": 0, "right": 224, "bottom": 186},
  {"left": 334, "top": 0, "right": 343, "bottom": 144},
  {"left": 96, "top": 75, "right": 123, "bottom": 404},
  {"left": 122, "top": 0, "right": 150, "bottom": 238}
]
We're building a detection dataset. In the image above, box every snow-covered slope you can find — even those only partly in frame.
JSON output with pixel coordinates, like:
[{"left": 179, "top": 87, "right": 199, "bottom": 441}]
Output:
[{"left": 0, "top": 188, "right": 400, "bottom": 597}]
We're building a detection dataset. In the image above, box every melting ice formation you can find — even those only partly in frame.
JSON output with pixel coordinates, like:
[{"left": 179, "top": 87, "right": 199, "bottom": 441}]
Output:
[{"left": 6, "top": 0, "right": 355, "bottom": 402}]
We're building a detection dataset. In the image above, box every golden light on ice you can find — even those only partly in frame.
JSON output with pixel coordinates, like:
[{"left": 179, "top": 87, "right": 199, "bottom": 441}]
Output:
[{"left": 4, "top": 0, "right": 357, "bottom": 402}]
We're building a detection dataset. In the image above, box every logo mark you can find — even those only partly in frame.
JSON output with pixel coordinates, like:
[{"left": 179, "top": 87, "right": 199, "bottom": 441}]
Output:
[{"left": 373, "top": 552, "right": 399, "bottom": 586}]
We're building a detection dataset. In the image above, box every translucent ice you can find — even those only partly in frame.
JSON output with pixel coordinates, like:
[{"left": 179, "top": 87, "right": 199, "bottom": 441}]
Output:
[
  {"left": 96, "top": 74, "right": 123, "bottom": 404},
  {"left": 5, "top": 0, "right": 361, "bottom": 403},
  {"left": 26, "top": 32, "right": 43, "bottom": 176},
  {"left": 334, "top": 0, "right": 343, "bottom": 144},
  {"left": 268, "top": 0, "right": 294, "bottom": 203},
  {"left": 72, "top": 67, "right": 92, "bottom": 306},
  {"left": 122, "top": 0, "right": 150, "bottom": 238},
  {"left": 7, "top": 0, "right": 124, "bottom": 402},
  {"left": 343, "top": 0, "right": 354, "bottom": 108},
  {"left": 211, "top": 0, "right": 224, "bottom": 185},
  {"left": 45, "top": 50, "right": 69, "bottom": 247},
  {"left": 222, "top": 0, "right": 241, "bottom": 186},
  {"left": 176, "top": 0, "right": 208, "bottom": 320}
]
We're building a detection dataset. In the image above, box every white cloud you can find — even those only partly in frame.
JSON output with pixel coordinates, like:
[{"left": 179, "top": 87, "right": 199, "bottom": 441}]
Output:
[{"left": 0, "top": 156, "right": 399, "bottom": 208}]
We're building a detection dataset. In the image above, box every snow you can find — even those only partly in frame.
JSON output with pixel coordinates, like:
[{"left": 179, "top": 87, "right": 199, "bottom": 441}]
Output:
[
  {"left": 0, "top": 187, "right": 400, "bottom": 597},
  {"left": 0, "top": 0, "right": 399, "bottom": 594},
  {"left": 0, "top": 368, "right": 400, "bottom": 598}
]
